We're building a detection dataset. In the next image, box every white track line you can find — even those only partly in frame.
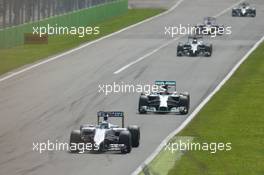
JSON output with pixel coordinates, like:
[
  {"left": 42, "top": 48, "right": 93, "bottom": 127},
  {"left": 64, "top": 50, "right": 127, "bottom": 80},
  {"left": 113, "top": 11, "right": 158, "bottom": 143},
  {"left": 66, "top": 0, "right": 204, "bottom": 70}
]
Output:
[
  {"left": 114, "top": 0, "right": 244, "bottom": 74},
  {"left": 0, "top": 0, "right": 184, "bottom": 83},
  {"left": 132, "top": 35, "right": 264, "bottom": 175},
  {"left": 114, "top": 37, "right": 180, "bottom": 74},
  {"left": 131, "top": 0, "right": 259, "bottom": 174},
  {"left": 214, "top": 0, "right": 244, "bottom": 17},
  {"left": 113, "top": 0, "right": 185, "bottom": 74}
]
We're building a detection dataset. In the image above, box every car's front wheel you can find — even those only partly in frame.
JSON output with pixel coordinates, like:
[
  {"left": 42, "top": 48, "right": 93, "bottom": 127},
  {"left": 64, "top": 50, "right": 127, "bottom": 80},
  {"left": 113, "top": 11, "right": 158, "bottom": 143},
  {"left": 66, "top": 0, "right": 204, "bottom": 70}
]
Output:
[
  {"left": 206, "top": 44, "right": 212, "bottom": 57},
  {"left": 119, "top": 131, "right": 132, "bottom": 154},
  {"left": 128, "top": 125, "right": 140, "bottom": 147},
  {"left": 252, "top": 11, "right": 256, "bottom": 17},
  {"left": 69, "top": 130, "right": 82, "bottom": 153},
  {"left": 179, "top": 94, "right": 190, "bottom": 115},
  {"left": 138, "top": 95, "right": 148, "bottom": 114}
]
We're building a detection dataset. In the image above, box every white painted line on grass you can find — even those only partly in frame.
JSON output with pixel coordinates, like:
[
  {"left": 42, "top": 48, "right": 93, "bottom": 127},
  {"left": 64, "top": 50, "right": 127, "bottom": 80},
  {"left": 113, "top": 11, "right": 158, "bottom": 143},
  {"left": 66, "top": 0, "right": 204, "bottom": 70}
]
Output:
[
  {"left": 132, "top": 34, "right": 264, "bottom": 175},
  {"left": 131, "top": 1, "right": 262, "bottom": 175}
]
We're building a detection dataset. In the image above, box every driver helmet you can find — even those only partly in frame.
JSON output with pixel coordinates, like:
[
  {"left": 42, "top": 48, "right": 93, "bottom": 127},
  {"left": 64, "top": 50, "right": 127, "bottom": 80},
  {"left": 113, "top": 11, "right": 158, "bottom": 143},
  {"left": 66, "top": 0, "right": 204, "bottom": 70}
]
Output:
[
  {"left": 192, "top": 38, "right": 198, "bottom": 44},
  {"left": 161, "top": 85, "right": 170, "bottom": 95},
  {"left": 100, "top": 114, "right": 109, "bottom": 129},
  {"left": 101, "top": 120, "right": 109, "bottom": 129}
]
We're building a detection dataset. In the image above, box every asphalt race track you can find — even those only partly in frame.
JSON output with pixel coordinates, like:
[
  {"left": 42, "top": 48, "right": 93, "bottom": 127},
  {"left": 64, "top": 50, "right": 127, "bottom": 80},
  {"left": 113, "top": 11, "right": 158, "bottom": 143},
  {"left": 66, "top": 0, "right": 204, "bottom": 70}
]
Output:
[{"left": 0, "top": 0, "right": 264, "bottom": 175}]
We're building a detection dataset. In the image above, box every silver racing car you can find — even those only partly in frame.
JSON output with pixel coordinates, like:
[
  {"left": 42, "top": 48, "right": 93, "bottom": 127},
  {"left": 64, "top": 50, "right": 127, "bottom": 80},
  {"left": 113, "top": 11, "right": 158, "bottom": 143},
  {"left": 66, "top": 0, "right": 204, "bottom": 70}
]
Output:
[
  {"left": 177, "top": 36, "right": 212, "bottom": 57},
  {"left": 138, "top": 81, "right": 190, "bottom": 115},
  {"left": 69, "top": 111, "right": 140, "bottom": 154},
  {"left": 232, "top": 2, "right": 256, "bottom": 17},
  {"left": 194, "top": 17, "right": 224, "bottom": 36}
]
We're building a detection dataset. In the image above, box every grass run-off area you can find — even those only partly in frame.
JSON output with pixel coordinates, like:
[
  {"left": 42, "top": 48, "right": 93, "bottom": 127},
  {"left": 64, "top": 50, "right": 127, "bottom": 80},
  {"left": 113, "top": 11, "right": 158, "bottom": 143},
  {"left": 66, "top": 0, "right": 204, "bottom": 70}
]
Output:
[
  {"left": 0, "top": 9, "right": 164, "bottom": 76},
  {"left": 142, "top": 42, "right": 264, "bottom": 175}
]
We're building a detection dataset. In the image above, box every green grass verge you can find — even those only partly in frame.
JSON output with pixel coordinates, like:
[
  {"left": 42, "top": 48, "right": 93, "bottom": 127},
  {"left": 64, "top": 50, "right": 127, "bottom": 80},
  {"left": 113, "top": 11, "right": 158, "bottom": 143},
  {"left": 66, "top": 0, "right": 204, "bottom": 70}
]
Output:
[
  {"left": 140, "top": 137, "right": 195, "bottom": 175},
  {"left": 143, "top": 42, "right": 264, "bottom": 175},
  {"left": 0, "top": 9, "right": 164, "bottom": 76}
]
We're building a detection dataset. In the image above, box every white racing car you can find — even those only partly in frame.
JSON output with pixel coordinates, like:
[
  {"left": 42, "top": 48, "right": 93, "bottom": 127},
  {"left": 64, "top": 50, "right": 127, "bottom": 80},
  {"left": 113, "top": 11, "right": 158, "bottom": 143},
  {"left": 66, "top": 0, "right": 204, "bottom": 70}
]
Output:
[
  {"left": 194, "top": 17, "right": 224, "bottom": 36},
  {"left": 177, "top": 35, "right": 212, "bottom": 57},
  {"left": 232, "top": 2, "right": 256, "bottom": 17},
  {"left": 69, "top": 111, "right": 140, "bottom": 154},
  {"left": 138, "top": 81, "right": 190, "bottom": 115}
]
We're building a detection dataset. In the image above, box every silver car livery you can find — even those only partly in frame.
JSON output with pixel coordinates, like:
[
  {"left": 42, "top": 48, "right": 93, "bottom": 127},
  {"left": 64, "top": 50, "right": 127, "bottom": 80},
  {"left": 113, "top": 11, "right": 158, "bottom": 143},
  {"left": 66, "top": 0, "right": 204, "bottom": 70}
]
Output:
[
  {"left": 177, "top": 36, "right": 212, "bottom": 57},
  {"left": 138, "top": 81, "right": 190, "bottom": 115},
  {"left": 232, "top": 2, "right": 256, "bottom": 17},
  {"left": 194, "top": 17, "right": 224, "bottom": 36},
  {"left": 69, "top": 111, "right": 140, "bottom": 154}
]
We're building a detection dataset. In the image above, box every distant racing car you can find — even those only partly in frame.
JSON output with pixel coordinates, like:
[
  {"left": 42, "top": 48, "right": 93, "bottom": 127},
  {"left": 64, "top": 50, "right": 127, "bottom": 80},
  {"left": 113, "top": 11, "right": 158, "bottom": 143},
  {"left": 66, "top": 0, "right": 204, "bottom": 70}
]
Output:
[
  {"left": 232, "top": 2, "right": 256, "bottom": 17},
  {"left": 194, "top": 17, "right": 224, "bottom": 36},
  {"left": 138, "top": 81, "right": 190, "bottom": 115},
  {"left": 177, "top": 35, "right": 212, "bottom": 57},
  {"left": 69, "top": 111, "right": 140, "bottom": 154}
]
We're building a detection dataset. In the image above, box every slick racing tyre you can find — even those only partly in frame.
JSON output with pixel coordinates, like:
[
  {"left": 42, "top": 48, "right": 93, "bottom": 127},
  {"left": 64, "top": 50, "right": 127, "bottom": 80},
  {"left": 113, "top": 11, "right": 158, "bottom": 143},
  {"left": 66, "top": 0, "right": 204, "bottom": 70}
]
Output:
[
  {"left": 206, "top": 44, "right": 213, "bottom": 57},
  {"left": 127, "top": 125, "right": 140, "bottom": 147},
  {"left": 138, "top": 95, "right": 148, "bottom": 114},
  {"left": 177, "top": 46, "right": 183, "bottom": 56},
  {"left": 232, "top": 10, "right": 237, "bottom": 17},
  {"left": 69, "top": 130, "right": 82, "bottom": 153},
  {"left": 252, "top": 11, "right": 256, "bottom": 17},
  {"left": 98, "top": 142, "right": 106, "bottom": 152},
  {"left": 177, "top": 51, "right": 182, "bottom": 57},
  {"left": 179, "top": 93, "right": 190, "bottom": 115},
  {"left": 119, "top": 131, "right": 132, "bottom": 154}
]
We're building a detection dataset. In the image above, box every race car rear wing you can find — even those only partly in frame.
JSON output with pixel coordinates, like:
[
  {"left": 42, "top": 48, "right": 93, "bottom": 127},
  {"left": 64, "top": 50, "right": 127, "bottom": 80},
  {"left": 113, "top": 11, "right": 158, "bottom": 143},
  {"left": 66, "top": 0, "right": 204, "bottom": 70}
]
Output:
[
  {"left": 155, "top": 81, "right": 176, "bottom": 86},
  {"left": 204, "top": 17, "right": 216, "bottom": 23},
  {"left": 97, "top": 111, "right": 124, "bottom": 127},
  {"left": 188, "top": 35, "right": 203, "bottom": 40},
  {"left": 155, "top": 81, "right": 176, "bottom": 91}
]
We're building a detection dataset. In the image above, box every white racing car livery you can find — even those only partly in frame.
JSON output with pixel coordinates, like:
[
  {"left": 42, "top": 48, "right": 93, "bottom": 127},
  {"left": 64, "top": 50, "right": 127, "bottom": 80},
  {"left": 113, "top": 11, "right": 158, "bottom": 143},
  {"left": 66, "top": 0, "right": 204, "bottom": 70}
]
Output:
[
  {"left": 232, "top": 2, "right": 256, "bottom": 17},
  {"left": 194, "top": 17, "right": 225, "bottom": 36},
  {"left": 69, "top": 111, "right": 140, "bottom": 154},
  {"left": 177, "top": 35, "right": 212, "bottom": 57},
  {"left": 138, "top": 81, "right": 190, "bottom": 115}
]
